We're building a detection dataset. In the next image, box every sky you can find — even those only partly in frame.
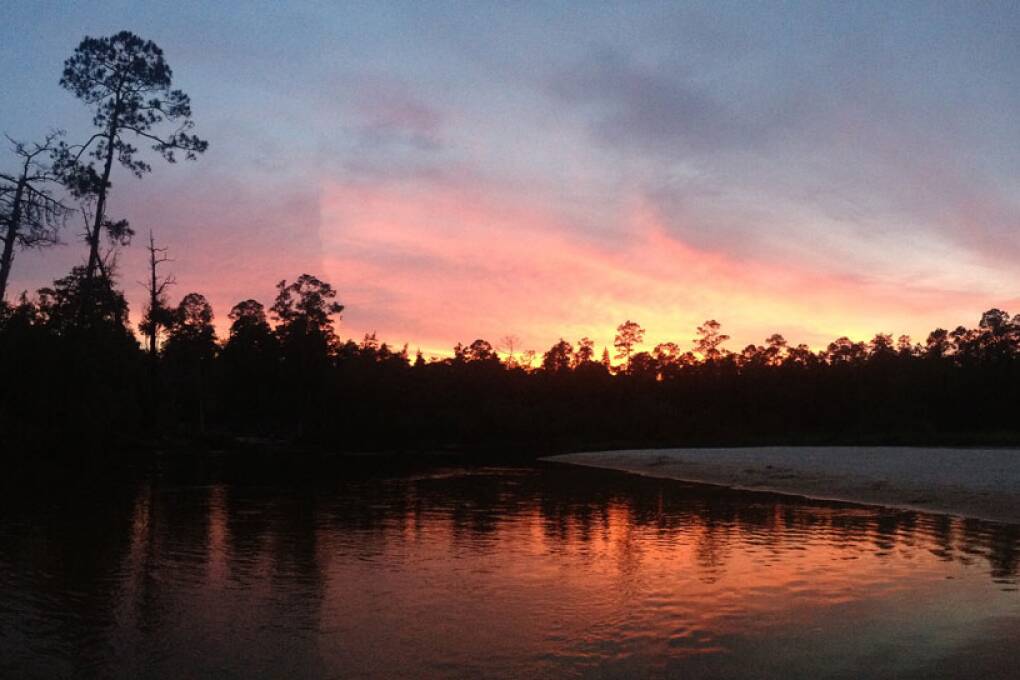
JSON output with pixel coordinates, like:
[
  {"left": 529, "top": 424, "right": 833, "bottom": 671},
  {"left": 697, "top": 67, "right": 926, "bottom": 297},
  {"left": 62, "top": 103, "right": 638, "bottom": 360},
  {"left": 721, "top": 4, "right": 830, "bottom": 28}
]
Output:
[{"left": 2, "top": 1, "right": 1019, "bottom": 358}]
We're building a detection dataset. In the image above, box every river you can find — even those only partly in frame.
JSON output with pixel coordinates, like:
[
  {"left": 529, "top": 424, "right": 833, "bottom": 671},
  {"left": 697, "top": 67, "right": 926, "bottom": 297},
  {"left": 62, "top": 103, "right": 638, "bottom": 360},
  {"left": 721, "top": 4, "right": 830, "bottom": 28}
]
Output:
[{"left": 1, "top": 460, "right": 1017, "bottom": 678}]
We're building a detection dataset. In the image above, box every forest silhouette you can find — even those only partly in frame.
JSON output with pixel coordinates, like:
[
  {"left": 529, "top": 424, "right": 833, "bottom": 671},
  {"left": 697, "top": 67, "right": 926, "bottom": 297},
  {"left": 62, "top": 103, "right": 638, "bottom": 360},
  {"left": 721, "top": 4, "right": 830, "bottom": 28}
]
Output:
[{"left": 3, "top": 31, "right": 1020, "bottom": 460}]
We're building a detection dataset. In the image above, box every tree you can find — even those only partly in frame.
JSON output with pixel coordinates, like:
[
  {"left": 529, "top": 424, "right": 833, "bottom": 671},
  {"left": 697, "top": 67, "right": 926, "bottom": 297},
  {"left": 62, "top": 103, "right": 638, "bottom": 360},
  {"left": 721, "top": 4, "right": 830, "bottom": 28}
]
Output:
[
  {"left": 542, "top": 339, "right": 574, "bottom": 373},
  {"left": 975, "top": 308, "right": 1016, "bottom": 363},
  {"left": 222, "top": 299, "right": 279, "bottom": 427},
  {"left": 896, "top": 335, "right": 915, "bottom": 357},
  {"left": 694, "top": 320, "right": 729, "bottom": 361},
  {"left": 763, "top": 334, "right": 788, "bottom": 366},
  {"left": 868, "top": 333, "right": 895, "bottom": 360},
  {"left": 137, "top": 231, "right": 174, "bottom": 360},
  {"left": 786, "top": 343, "right": 817, "bottom": 367},
  {"left": 464, "top": 339, "right": 498, "bottom": 363},
  {"left": 628, "top": 351, "right": 657, "bottom": 378},
  {"left": 56, "top": 31, "right": 207, "bottom": 288},
  {"left": 37, "top": 265, "right": 130, "bottom": 335},
  {"left": 0, "top": 132, "right": 69, "bottom": 301},
  {"left": 653, "top": 342, "right": 682, "bottom": 377},
  {"left": 271, "top": 274, "right": 344, "bottom": 347},
  {"left": 136, "top": 231, "right": 175, "bottom": 428},
  {"left": 925, "top": 329, "right": 951, "bottom": 360},
  {"left": 613, "top": 320, "right": 644, "bottom": 369},
  {"left": 271, "top": 274, "right": 344, "bottom": 371},
  {"left": 226, "top": 299, "right": 275, "bottom": 351},
  {"left": 360, "top": 332, "right": 380, "bottom": 359},
  {"left": 499, "top": 334, "right": 521, "bottom": 368},
  {"left": 740, "top": 343, "right": 764, "bottom": 366},
  {"left": 164, "top": 292, "right": 217, "bottom": 432},
  {"left": 271, "top": 275, "right": 343, "bottom": 435},
  {"left": 574, "top": 337, "right": 595, "bottom": 367},
  {"left": 165, "top": 292, "right": 217, "bottom": 356},
  {"left": 824, "top": 336, "right": 866, "bottom": 365}
]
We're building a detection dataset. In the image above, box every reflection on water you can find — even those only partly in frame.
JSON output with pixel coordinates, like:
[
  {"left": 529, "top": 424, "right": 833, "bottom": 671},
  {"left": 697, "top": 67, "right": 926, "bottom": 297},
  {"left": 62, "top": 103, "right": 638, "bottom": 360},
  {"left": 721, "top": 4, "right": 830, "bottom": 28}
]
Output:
[{"left": 1, "top": 462, "right": 1018, "bottom": 679}]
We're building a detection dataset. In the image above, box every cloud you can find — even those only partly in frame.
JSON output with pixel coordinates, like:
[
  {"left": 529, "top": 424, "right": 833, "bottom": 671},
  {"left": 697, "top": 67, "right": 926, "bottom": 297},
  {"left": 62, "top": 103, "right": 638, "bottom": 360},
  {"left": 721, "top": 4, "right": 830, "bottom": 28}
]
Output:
[
  {"left": 352, "top": 80, "right": 445, "bottom": 149},
  {"left": 317, "top": 176, "right": 1012, "bottom": 356},
  {"left": 547, "top": 48, "right": 751, "bottom": 156},
  {"left": 544, "top": 42, "right": 1020, "bottom": 273}
]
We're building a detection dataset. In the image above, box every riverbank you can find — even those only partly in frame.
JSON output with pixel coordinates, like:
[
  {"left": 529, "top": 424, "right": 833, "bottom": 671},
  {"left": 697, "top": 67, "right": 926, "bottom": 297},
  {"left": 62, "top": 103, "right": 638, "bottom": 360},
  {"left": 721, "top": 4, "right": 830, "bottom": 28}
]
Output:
[{"left": 545, "top": 447, "right": 1020, "bottom": 524}]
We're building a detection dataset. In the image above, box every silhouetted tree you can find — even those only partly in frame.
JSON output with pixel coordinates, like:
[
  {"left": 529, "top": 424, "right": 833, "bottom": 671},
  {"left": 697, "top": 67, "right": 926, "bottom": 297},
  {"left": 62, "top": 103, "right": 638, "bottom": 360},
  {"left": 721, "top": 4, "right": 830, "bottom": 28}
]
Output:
[
  {"left": 499, "top": 334, "right": 522, "bottom": 368},
  {"left": 975, "top": 308, "right": 1017, "bottom": 364},
  {"left": 763, "top": 334, "right": 788, "bottom": 366},
  {"left": 896, "top": 335, "right": 915, "bottom": 357},
  {"left": 55, "top": 31, "right": 207, "bottom": 290},
  {"left": 629, "top": 351, "right": 657, "bottom": 378},
  {"left": 164, "top": 294, "right": 217, "bottom": 358},
  {"left": 542, "top": 339, "right": 574, "bottom": 373},
  {"left": 825, "top": 336, "right": 866, "bottom": 365},
  {"left": 271, "top": 274, "right": 343, "bottom": 436},
  {"left": 652, "top": 342, "right": 686, "bottom": 380},
  {"left": 37, "top": 266, "right": 130, "bottom": 335},
  {"left": 925, "top": 328, "right": 950, "bottom": 360},
  {"left": 869, "top": 333, "right": 895, "bottom": 360},
  {"left": 164, "top": 293, "right": 217, "bottom": 433},
  {"left": 0, "top": 132, "right": 69, "bottom": 301},
  {"left": 694, "top": 319, "right": 729, "bottom": 362},
  {"left": 786, "top": 343, "right": 815, "bottom": 367},
  {"left": 136, "top": 232, "right": 175, "bottom": 428},
  {"left": 226, "top": 299, "right": 275, "bottom": 351},
  {"left": 0, "top": 132, "right": 69, "bottom": 299},
  {"left": 614, "top": 320, "right": 644, "bottom": 370},
  {"left": 574, "top": 337, "right": 595, "bottom": 367},
  {"left": 4, "top": 266, "right": 142, "bottom": 451},
  {"left": 222, "top": 299, "right": 279, "bottom": 429},
  {"left": 272, "top": 275, "right": 343, "bottom": 351},
  {"left": 465, "top": 339, "right": 498, "bottom": 363},
  {"left": 138, "top": 231, "right": 175, "bottom": 360}
]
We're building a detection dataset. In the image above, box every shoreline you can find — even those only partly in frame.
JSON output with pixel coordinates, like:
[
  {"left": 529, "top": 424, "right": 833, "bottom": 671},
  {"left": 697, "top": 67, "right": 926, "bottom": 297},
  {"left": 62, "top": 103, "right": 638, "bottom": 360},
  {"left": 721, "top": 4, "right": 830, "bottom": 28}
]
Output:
[{"left": 544, "top": 447, "right": 1020, "bottom": 525}]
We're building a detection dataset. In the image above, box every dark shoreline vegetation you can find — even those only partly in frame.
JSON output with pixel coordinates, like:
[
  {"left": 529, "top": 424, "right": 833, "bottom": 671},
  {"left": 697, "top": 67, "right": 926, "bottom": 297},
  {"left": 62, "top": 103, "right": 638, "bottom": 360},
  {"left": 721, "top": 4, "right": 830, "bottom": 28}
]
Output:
[
  {"left": 3, "top": 31, "right": 1020, "bottom": 467},
  {"left": 3, "top": 273, "right": 1020, "bottom": 464}
]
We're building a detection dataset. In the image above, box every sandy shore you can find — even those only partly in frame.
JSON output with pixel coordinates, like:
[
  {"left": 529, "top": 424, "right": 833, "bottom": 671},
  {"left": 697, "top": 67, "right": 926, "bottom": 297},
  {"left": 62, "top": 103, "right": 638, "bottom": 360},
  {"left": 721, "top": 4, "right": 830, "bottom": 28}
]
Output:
[{"left": 545, "top": 447, "right": 1020, "bottom": 524}]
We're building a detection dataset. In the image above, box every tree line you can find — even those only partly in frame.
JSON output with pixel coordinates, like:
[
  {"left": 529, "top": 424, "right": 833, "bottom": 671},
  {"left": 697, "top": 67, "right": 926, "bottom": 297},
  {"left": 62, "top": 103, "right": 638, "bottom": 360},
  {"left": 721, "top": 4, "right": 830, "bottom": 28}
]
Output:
[
  {"left": 3, "top": 265, "right": 1020, "bottom": 456},
  {"left": 3, "top": 31, "right": 1020, "bottom": 460}
]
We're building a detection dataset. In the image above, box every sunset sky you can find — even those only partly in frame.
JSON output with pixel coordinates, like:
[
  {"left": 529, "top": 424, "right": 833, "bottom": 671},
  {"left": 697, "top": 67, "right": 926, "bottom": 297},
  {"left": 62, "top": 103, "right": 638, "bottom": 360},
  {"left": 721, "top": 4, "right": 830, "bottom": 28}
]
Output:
[{"left": 3, "top": 1, "right": 1019, "bottom": 357}]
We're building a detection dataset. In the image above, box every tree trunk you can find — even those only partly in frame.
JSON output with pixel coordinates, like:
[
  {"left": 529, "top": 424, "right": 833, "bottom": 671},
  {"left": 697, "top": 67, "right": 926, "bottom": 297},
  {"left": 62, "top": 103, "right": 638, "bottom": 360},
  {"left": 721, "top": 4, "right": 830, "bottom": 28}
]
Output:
[
  {"left": 144, "top": 231, "right": 164, "bottom": 435},
  {"left": 0, "top": 177, "right": 26, "bottom": 302},
  {"left": 148, "top": 233, "right": 159, "bottom": 359},
  {"left": 85, "top": 131, "right": 116, "bottom": 284}
]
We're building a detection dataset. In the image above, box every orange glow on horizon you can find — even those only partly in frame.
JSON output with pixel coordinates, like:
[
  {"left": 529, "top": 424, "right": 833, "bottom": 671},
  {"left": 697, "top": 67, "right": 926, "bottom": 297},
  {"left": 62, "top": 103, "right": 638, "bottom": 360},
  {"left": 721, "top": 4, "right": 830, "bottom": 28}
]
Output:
[{"left": 317, "top": 180, "right": 1017, "bottom": 358}]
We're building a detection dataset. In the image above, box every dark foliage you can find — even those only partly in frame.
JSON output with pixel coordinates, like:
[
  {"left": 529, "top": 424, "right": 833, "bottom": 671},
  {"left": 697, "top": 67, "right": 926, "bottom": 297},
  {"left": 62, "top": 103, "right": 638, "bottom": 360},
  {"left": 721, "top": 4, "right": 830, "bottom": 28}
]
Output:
[
  {"left": 1, "top": 270, "right": 140, "bottom": 455},
  {"left": 3, "top": 268, "right": 1020, "bottom": 460}
]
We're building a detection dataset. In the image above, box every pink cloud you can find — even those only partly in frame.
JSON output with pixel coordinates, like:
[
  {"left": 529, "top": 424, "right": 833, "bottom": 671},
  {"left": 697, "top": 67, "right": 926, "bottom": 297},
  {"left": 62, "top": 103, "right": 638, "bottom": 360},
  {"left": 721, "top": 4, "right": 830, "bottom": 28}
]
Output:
[
  {"left": 318, "top": 178, "right": 1011, "bottom": 357},
  {"left": 10, "top": 168, "right": 1011, "bottom": 358}
]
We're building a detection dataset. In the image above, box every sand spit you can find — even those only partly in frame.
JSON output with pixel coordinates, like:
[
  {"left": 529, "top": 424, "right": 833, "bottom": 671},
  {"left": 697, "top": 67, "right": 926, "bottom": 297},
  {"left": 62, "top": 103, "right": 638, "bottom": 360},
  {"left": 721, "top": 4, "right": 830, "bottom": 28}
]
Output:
[{"left": 545, "top": 447, "right": 1020, "bottom": 524}]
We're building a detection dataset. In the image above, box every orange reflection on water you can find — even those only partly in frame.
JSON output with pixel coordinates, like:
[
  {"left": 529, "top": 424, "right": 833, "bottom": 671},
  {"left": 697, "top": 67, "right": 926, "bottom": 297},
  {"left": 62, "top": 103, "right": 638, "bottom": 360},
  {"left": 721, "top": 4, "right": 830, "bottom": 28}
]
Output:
[{"left": 5, "top": 465, "right": 1017, "bottom": 678}]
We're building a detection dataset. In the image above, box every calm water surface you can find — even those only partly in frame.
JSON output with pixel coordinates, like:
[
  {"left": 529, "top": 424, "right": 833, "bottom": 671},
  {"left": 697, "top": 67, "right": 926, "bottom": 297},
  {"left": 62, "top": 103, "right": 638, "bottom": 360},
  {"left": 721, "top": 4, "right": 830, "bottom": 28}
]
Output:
[{"left": 1, "top": 461, "right": 1018, "bottom": 678}]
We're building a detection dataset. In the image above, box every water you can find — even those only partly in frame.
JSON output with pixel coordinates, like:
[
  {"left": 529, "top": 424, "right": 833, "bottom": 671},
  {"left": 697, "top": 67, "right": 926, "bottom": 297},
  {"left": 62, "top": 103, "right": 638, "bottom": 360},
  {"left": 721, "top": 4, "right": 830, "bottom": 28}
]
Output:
[{"left": 1, "top": 461, "right": 1018, "bottom": 679}]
